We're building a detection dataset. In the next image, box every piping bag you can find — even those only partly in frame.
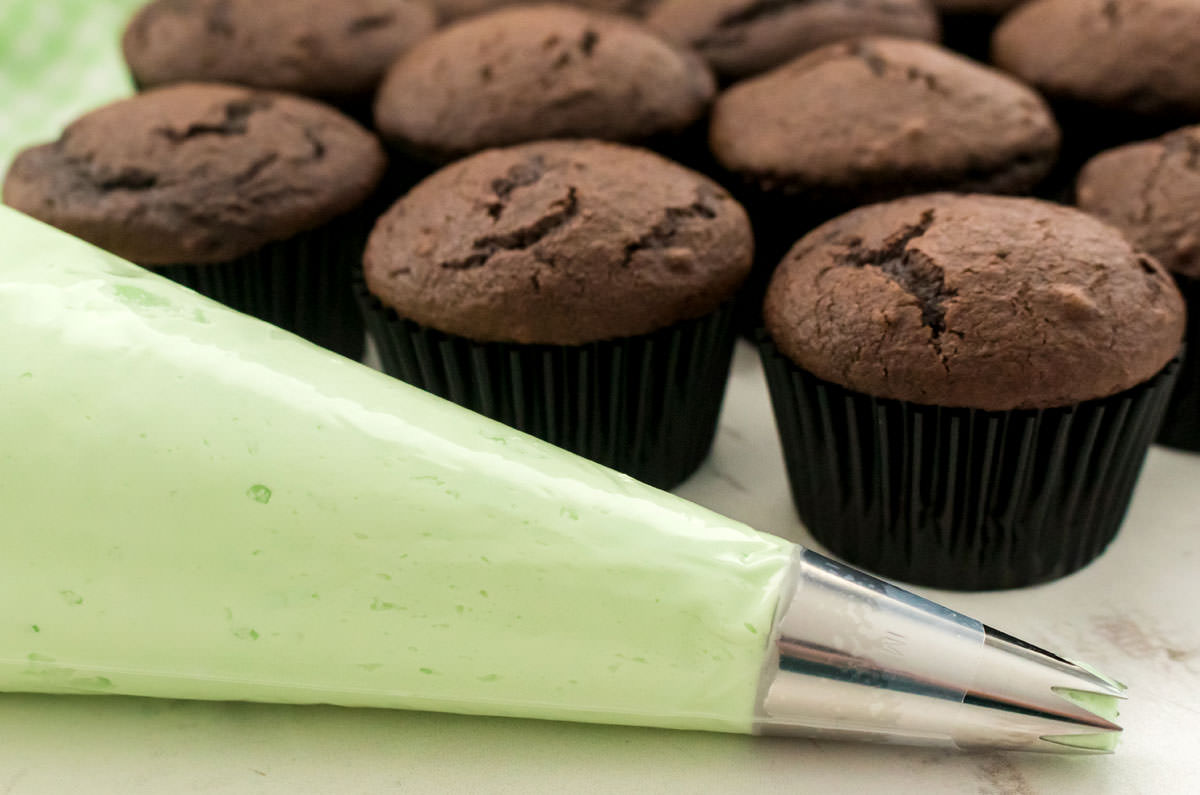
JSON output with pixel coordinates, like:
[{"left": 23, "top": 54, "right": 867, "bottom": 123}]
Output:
[{"left": 0, "top": 206, "right": 1123, "bottom": 753}]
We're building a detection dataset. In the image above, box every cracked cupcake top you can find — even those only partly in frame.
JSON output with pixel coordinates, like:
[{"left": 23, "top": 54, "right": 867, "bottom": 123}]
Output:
[
  {"left": 123, "top": 0, "right": 437, "bottom": 100},
  {"left": 373, "top": 5, "right": 715, "bottom": 161},
  {"left": 646, "top": 0, "right": 939, "bottom": 79},
  {"left": 931, "top": 0, "right": 1024, "bottom": 13},
  {"left": 430, "top": 0, "right": 654, "bottom": 21},
  {"left": 709, "top": 38, "right": 1060, "bottom": 202},
  {"left": 2, "top": 83, "right": 386, "bottom": 265},
  {"left": 1077, "top": 125, "right": 1200, "bottom": 279},
  {"left": 993, "top": 0, "right": 1200, "bottom": 118},
  {"left": 363, "top": 140, "right": 752, "bottom": 344},
  {"left": 763, "top": 193, "right": 1185, "bottom": 410}
]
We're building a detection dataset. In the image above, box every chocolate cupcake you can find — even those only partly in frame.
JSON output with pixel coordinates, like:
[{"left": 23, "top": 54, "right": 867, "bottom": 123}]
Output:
[
  {"left": 431, "top": 0, "right": 652, "bottom": 21},
  {"left": 360, "top": 139, "right": 751, "bottom": 489},
  {"left": 1077, "top": 126, "right": 1200, "bottom": 451},
  {"left": 646, "top": 0, "right": 940, "bottom": 81},
  {"left": 760, "top": 193, "right": 1184, "bottom": 589},
  {"left": 993, "top": 0, "right": 1200, "bottom": 197},
  {"left": 3, "top": 83, "right": 386, "bottom": 359},
  {"left": 932, "top": 0, "right": 1026, "bottom": 62},
  {"left": 373, "top": 5, "right": 715, "bottom": 165},
  {"left": 709, "top": 37, "right": 1059, "bottom": 328},
  {"left": 122, "top": 0, "right": 437, "bottom": 119}
]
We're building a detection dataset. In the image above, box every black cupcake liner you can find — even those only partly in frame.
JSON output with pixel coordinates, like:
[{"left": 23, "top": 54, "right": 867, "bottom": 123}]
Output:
[
  {"left": 641, "top": 117, "right": 723, "bottom": 180},
  {"left": 938, "top": 12, "right": 1001, "bottom": 64},
  {"left": 1037, "top": 101, "right": 1191, "bottom": 203},
  {"left": 727, "top": 191, "right": 836, "bottom": 337},
  {"left": 357, "top": 283, "right": 737, "bottom": 490},
  {"left": 375, "top": 142, "right": 441, "bottom": 208},
  {"left": 759, "top": 335, "right": 1181, "bottom": 590},
  {"left": 152, "top": 214, "right": 368, "bottom": 360},
  {"left": 1157, "top": 275, "right": 1200, "bottom": 451},
  {"left": 328, "top": 94, "right": 376, "bottom": 130}
]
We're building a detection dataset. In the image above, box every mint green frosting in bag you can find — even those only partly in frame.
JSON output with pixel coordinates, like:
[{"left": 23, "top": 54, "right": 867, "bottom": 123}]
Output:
[{"left": 0, "top": 207, "right": 795, "bottom": 732}]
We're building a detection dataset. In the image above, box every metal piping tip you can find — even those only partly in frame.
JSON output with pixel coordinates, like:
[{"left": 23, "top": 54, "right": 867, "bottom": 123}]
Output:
[
  {"left": 953, "top": 626, "right": 1124, "bottom": 753},
  {"left": 755, "top": 550, "right": 1124, "bottom": 754}
]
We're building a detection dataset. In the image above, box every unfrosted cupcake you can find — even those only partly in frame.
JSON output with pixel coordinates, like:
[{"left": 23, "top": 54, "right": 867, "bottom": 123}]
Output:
[
  {"left": 431, "top": 0, "right": 652, "bottom": 21},
  {"left": 993, "top": 0, "right": 1200, "bottom": 196},
  {"left": 3, "top": 83, "right": 386, "bottom": 359},
  {"left": 122, "top": 0, "right": 437, "bottom": 118},
  {"left": 373, "top": 5, "right": 715, "bottom": 164},
  {"left": 646, "top": 0, "right": 939, "bottom": 81},
  {"left": 360, "top": 140, "right": 752, "bottom": 489},
  {"left": 760, "top": 193, "right": 1184, "bottom": 589},
  {"left": 1077, "top": 125, "right": 1200, "bottom": 451},
  {"left": 709, "top": 37, "right": 1060, "bottom": 327}
]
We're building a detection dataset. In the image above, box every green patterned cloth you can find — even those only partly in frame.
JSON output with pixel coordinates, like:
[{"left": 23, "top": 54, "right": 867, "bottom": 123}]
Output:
[{"left": 0, "top": 0, "right": 144, "bottom": 171}]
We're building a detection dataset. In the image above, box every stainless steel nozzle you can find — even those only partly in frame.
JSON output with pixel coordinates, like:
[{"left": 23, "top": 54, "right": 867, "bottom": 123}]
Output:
[{"left": 755, "top": 550, "right": 1124, "bottom": 753}]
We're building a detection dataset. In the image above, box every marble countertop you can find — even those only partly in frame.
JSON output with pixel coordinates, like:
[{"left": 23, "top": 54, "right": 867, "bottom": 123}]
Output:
[{"left": 2, "top": 341, "right": 1197, "bottom": 794}]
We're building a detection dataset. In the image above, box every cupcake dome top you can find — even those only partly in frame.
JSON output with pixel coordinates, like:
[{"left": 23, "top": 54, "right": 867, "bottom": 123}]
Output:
[
  {"left": 2, "top": 83, "right": 386, "bottom": 265},
  {"left": 430, "top": 0, "right": 650, "bottom": 21},
  {"left": 646, "top": 0, "right": 939, "bottom": 80},
  {"left": 763, "top": 193, "right": 1185, "bottom": 410},
  {"left": 364, "top": 140, "right": 752, "bottom": 345},
  {"left": 709, "top": 37, "right": 1059, "bottom": 202},
  {"left": 932, "top": 0, "right": 1025, "bottom": 12},
  {"left": 373, "top": 5, "right": 715, "bottom": 161},
  {"left": 123, "top": 0, "right": 437, "bottom": 100},
  {"left": 1077, "top": 125, "right": 1200, "bottom": 279},
  {"left": 993, "top": 0, "right": 1200, "bottom": 118}
]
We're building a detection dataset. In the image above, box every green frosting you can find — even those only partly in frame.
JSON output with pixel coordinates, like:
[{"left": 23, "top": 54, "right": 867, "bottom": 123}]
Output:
[
  {"left": 1052, "top": 686, "right": 1122, "bottom": 724},
  {"left": 1043, "top": 687, "right": 1122, "bottom": 752},
  {"left": 1041, "top": 732, "right": 1122, "bottom": 753},
  {"left": 0, "top": 207, "right": 795, "bottom": 732}
]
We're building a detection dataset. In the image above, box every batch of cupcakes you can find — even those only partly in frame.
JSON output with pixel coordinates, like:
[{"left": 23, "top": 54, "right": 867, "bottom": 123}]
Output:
[{"left": 6, "top": 0, "right": 1200, "bottom": 592}]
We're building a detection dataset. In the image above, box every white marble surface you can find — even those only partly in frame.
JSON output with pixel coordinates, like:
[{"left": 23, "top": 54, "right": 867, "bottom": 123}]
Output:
[{"left": 2, "top": 341, "right": 1198, "bottom": 794}]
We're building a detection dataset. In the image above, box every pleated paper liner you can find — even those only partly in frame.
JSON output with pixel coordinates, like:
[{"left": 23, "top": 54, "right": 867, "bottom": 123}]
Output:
[
  {"left": 1036, "top": 102, "right": 1189, "bottom": 203},
  {"left": 759, "top": 334, "right": 1181, "bottom": 590},
  {"left": 642, "top": 117, "right": 723, "bottom": 180},
  {"left": 375, "top": 141, "right": 439, "bottom": 211},
  {"left": 152, "top": 213, "right": 368, "bottom": 360},
  {"left": 357, "top": 283, "right": 737, "bottom": 490},
  {"left": 1157, "top": 274, "right": 1200, "bottom": 451},
  {"left": 728, "top": 192, "right": 838, "bottom": 337},
  {"left": 938, "top": 12, "right": 1001, "bottom": 64}
]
